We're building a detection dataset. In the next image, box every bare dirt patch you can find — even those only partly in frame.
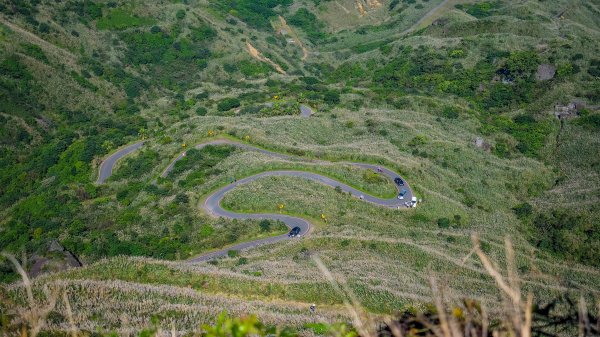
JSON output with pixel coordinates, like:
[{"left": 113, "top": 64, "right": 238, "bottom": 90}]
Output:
[{"left": 245, "top": 41, "right": 286, "bottom": 74}]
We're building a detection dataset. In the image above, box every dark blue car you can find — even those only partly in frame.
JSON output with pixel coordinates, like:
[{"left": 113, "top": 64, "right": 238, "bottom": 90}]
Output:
[{"left": 288, "top": 226, "right": 301, "bottom": 237}]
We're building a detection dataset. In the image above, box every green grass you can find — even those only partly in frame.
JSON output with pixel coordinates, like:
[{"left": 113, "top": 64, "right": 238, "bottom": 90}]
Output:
[{"left": 1, "top": 0, "right": 600, "bottom": 334}]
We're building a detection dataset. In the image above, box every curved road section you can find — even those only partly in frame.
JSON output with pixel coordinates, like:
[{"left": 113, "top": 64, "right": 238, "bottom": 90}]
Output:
[
  {"left": 99, "top": 139, "right": 414, "bottom": 263},
  {"left": 96, "top": 141, "right": 145, "bottom": 184}
]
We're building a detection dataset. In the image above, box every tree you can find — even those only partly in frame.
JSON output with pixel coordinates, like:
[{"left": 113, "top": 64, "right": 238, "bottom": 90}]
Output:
[{"left": 506, "top": 51, "right": 539, "bottom": 78}]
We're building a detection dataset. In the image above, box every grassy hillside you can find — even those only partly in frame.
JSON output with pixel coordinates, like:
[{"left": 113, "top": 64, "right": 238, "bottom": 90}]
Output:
[{"left": 0, "top": 0, "right": 599, "bottom": 334}]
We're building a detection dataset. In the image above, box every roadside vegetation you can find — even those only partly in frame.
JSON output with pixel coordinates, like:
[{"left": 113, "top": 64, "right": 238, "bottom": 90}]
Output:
[{"left": 0, "top": 0, "right": 599, "bottom": 333}]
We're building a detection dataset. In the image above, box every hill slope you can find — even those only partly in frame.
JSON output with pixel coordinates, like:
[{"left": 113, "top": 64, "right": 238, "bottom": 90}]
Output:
[{"left": 1, "top": 0, "right": 599, "bottom": 334}]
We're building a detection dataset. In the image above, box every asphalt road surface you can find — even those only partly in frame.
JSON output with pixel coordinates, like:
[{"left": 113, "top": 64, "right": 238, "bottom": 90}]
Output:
[
  {"left": 96, "top": 141, "right": 145, "bottom": 184},
  {"left": 99, "top": 139, "right": 414, "bottom": 263}
]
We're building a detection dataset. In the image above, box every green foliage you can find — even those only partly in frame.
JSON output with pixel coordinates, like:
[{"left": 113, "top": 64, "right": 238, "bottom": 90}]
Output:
[
  {"left": 441, "top": 106, "right": 460, "bottom": 119},
  {"left": 174, "top": 193, "right": 189, "bottom": 204},
  {"left": 362, "top": 170, "right": 385, "bottom": 184},
  {"left": 111, "top": 150, "right": 159, "bottom": 181},
  {"left": 0, "top": 55, "right": 32, "bottom": 80},
  {"left": 449, "top": 49, "right": 464, "bottom": 58},
  {"left": 191, "top": 24, "right": 217, "bottom": 42},
  {"left": 70, "top": 71, "right": 98, "bottom": 91},
  {"left": 505, "top": 51, "right": 540, "bottom": 78},
  {"left": 259, "top": 219, "right": 271, "bottom": 232},
  {"left": 19, "top": 43, "right": 48, "bottom": 63},
  {"left": 217, "top": 97, "right": 241, "bottom": 111},
  {"left": 202, "top": 311, "right": 296, "bottom": 337},
  {"left": 170, "top": 145, "right": 235, "bottom": 188},
  {"left": 303, "top": 323, "right": 328, "bottom": 335},
  {"left": 211, "top": 0, "right": 293, "bottom": 30},
  {"left": 238, "top": 60, "right": 271, "bottom": 77},
  {"left": 577, "top": 112, "right": 600, "bottom": 130},
  {"left": 512, "top": 202, "right": 533, "bottom": 219},
  {"left": 437, "top": 217, "right": 450, "bottom": 228},
  {"left": 556, "top": 63, "right": 573, "bottom": 77},
  {"left": 287, "top": 8, "right": 326, "bottom": 42},
  {"left": 96, "top": 9, "right": 155, "bottom": 30},
  {"left": 227, "top": 250, "right": 239, "bottom": 258},
  {"left": 408, "top": 135, "right": 428, "bottom": 146},
  {"left": 527, "top": 210, "right": 599, "bottom": 267},
  {"left": 587, "top": 59, "right": 600, "bottom": 77},
  {"left": 351, "top": 40, "right": 390, "bottom": 54},
  {"left": 118, "top": 22, "right": 214, "bottom": 92},
  {"left": 47, "top": 140, "right": 92, "bottom": 183},
  {"left": 197, "top": 223, "right": 215, "bottom": 239},
  {"left": 504, "top": 114, "right": 553, "bottom": 157},
  {"left": 328, "top": 62, "right": 366, "bottom": 83},
  {"left": 323, "top": 90, "right": 340, "bottom": 105},
  {"left": 196, "top": 107, "right": 208, "bottom": 116},
  {"left": 456, "top": 1, "right": 501, "bottom": 18}
]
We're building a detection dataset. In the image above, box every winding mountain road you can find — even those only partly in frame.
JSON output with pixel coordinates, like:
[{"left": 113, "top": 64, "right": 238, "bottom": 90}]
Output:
[
  {"left": 96, "top": 141, "right": 145, "bottom": 184},
  {"left": 98, "top": 139, "right": 414, "bottom": 262}
]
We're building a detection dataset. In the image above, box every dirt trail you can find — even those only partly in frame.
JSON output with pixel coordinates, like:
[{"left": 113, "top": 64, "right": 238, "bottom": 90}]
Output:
[
  {"left": 278, "top": 16, "right": 309, "bottom": 61},
  {"left": 355, "top": 1, "right": 366, "bottom": 16},
  {"left": 355, "top": 0, "right": 382, "bottom": 16},
  {"left": 400, "top": 0, "right": 452, "bottom": 35},
  {"left": 245, "top": 42, "right": 286, "bottom": 74},
  {"left": 367, "top": 0, "right": 382, "bottom": 8},
  {"left": 0, "top": 17, "right": 76, "bottom": 63},
  {"left": 334, "top": 1, "right": 351, "bottom": 14}
]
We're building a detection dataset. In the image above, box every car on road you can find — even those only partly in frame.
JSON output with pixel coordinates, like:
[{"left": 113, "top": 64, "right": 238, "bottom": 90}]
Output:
[
  {"left": 397, "top": 189, "right": 408, "bottom": 199},
  {"left": 394, "top": 177, "right": 404, "bottom": 186},
  {"left": 288, "top": 226, "right": 301, "bottom": 237}
]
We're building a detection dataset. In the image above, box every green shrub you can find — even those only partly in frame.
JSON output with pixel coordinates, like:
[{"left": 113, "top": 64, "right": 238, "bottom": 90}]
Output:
[
  {"left": 287, "top": 8, "right": 326, "bottom": 42},
  {"left": 227, "top": 250, "right": 239, "bottom": 258},
  {"left": 362, "top": 170, "right": 385, "bottom": 184},
  {"left": 437, "top": 217, "right": 451, "bottom": 228},
  {"left": 512, "top": 202, "right": 533, "bottom": 219},
  {"left": 174, "top": 193, "right": 189, "bottom": 204},
  {"left": 577, "top": 111, "right": 600, "bottom": 130},
  {"left": 20, "top": 43, "right": 48, "bottom": 63},
  {"left": 238, "top": 60, "right": 271, "bottom": 77},
  {"left": 96, "top": 9, "right": 155, "bottom": 30},
  {"left": 409, "top": 135, "right": 428, "bottom": 146},
  {"left": 211, "top": 0, "right": 292, "bottom": 30},
  {"left": 217, "top": 97, "right": 241, "bottom": 111},
  {"left": 259, "top": 219, "right": 271, "bottom": 232},
  {"left": 196, "top": 107, "right": 208, "bottom": 116},
  {"left": 199, "top": 224, "right": 214, "bottom": 238},
  {"left": 111, "top": 150, "right": 159, "bottom": 180},
  {"left": 323, "top": 91, "right": 340, "bottom": 105},
  {"left": 441, "top": 106, "right": 459, "bottom": 119},
  {"left": 528, "top": 210, "right": 599, "bottom": 267}
]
